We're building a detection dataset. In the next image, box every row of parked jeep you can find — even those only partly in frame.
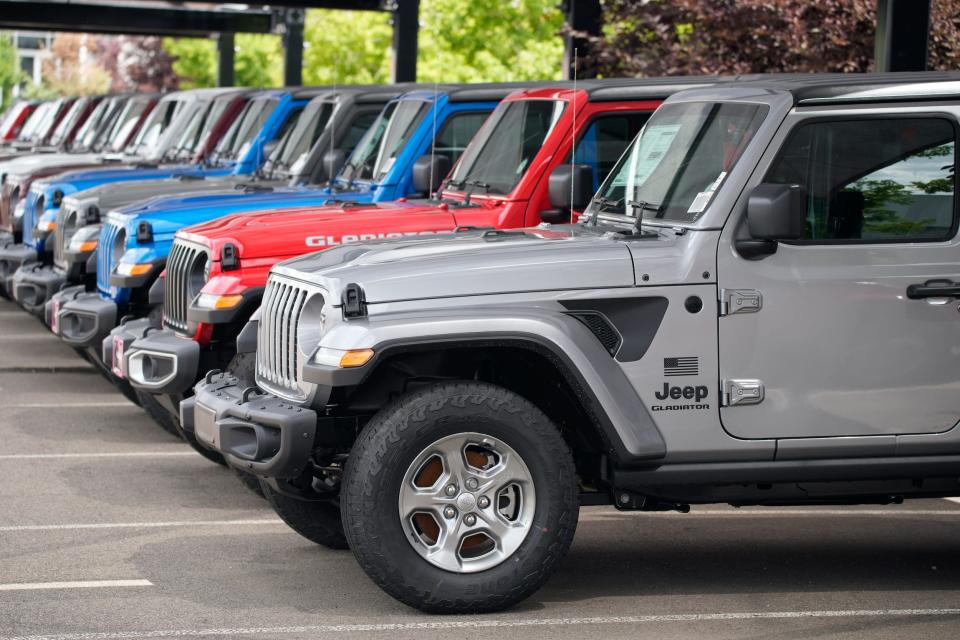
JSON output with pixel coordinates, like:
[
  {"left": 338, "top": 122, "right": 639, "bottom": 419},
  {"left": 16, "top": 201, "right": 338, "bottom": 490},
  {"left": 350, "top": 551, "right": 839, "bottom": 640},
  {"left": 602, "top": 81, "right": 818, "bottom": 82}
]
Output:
[{"left": 1, "top": 72, "right": 959, "bottom": 613}]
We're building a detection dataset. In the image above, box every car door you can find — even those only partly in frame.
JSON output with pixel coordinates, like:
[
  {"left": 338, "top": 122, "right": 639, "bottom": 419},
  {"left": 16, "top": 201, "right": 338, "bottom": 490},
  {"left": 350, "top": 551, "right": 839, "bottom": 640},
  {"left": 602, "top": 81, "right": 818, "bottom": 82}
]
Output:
[{"left": 717, "top": 108, "right": 960, "bottom": 444}]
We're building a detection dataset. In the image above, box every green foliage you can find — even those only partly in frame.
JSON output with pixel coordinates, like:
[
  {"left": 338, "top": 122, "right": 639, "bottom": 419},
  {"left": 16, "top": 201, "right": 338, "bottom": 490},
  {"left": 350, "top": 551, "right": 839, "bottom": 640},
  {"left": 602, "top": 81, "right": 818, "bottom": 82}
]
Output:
[
  {"left": 303, "top": 9, "right": 393, "bottom": 84},
  {"left": 163, "top": 38, "right": 216, "bottom": 89},
  {"left": 164, "top": 34, "right": 283, "bottom": 88},
  {"left": 849, "top": 180, "right": 935, "bottom": 237},
  {"left": 416, "top": 0, "right": 564, "bottom": 82},
  {"left": 0, "top": 32, "right": 22, "bottom": 110}
]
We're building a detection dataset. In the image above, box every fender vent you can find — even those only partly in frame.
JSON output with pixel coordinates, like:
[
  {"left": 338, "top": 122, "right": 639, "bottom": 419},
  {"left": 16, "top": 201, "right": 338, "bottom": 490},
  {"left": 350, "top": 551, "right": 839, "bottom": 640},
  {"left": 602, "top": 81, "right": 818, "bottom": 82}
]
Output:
[{"left": 567, "top": 311, "right": 622, "bottom": 356}]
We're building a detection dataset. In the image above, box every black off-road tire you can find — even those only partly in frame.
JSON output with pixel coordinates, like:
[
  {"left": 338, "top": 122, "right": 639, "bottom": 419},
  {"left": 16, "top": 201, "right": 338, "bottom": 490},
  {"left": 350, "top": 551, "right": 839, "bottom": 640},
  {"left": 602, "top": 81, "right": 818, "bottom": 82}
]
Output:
[
  {"left": 261, "top": 481, "right": 348, "bottom": 549},
  {"left": 231, "top": 467, "right": 265, "bottom": 497},
  {"left": 341, "top": 381, "right": 579, "bottom": 614}
]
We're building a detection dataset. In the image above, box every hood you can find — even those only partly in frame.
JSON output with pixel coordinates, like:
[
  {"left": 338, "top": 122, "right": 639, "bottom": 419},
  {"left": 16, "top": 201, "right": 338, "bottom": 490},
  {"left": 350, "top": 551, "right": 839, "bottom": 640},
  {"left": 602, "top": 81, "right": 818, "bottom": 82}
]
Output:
[
  {"left": 116, "top": 182, "right": 304, "bottom": 216},
  {"left": 272, "top": 224, "right": 638, "bottom": 304},
  {"left": 180, "top": 199, "right": 457, "bottom": 262},
  {"left": 68, "top": 174, "right": 250, "bottom": 212},
  {"left": 0, "top": 152, "right": 100, "bottom": 175},
  {"left": 45, "top": 163, "right": 205, "bottom": 195}
]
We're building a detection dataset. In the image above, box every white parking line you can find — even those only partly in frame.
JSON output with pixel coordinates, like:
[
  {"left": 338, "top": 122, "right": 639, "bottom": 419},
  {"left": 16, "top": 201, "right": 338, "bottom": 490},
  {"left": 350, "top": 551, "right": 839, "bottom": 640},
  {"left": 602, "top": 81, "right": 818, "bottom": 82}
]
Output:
[
  {"left": 0, "top": 452, "right": 194, "bottom": 460},
  {"left": 944, "top": 497, "right": 960, "bottom": 505},
  {"left": 4, "top": 608, "right": 960, "bottom": 639},
  {"left": 0, "top": 579, "right": 152, "bottom": 592},
  {"left": 0, "top": 519, "right": 283, "bottom": 532},
  {"left": 578, "top": 508, "right": 960, "bottom": 519},
  {"left": 5, "top": 402, "right": 133, "bottom": 408}
]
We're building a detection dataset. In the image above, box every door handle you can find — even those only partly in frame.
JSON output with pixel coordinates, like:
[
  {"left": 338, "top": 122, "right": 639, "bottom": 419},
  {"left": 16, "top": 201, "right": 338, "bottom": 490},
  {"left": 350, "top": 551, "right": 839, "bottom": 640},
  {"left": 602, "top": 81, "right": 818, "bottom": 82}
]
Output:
[{"left": 906, "top": 279, "right": 960, "bottom": 300}]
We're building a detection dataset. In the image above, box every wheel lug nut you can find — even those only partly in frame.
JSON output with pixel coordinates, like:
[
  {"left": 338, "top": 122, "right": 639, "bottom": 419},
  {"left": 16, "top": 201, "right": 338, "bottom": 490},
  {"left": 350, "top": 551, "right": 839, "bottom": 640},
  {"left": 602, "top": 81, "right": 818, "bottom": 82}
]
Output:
[
  {"left": 465, "top": 478, "right": 479, "bottom": 490},
  {"left": 464, "top": 514, "right": 477, "bottom": 526},
  {"left": 443, "top": 506, "right": 457, "bottom": 519},
  {"left": 445, "top": 484, "right": 457, "bottom": 496},
  {"left": 477, "top": 496, "right": 490, "bottom": 509}
]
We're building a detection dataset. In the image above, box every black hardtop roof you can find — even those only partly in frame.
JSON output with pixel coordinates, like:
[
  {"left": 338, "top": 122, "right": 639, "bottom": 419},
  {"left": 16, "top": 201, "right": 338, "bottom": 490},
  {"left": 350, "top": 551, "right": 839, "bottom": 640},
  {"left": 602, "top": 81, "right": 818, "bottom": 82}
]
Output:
[{"left": 723, "top": 71, "right": 960, "bottom": 104}]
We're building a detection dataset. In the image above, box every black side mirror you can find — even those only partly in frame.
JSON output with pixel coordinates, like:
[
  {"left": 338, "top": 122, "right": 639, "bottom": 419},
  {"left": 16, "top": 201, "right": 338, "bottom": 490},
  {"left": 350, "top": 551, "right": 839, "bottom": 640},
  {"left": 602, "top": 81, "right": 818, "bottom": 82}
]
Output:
[
  {"left": 412, "top": 154, "right": 451, "bottom": 196},
  {"left": 737, "top": 183, "right": 806, "bottom": 259},
  {"left": 548, "top": 164, "right": 594, "bottom": 212},
  {"left": 322, "top": 149, "right": 346, "bottom": 181},
  {"left": 261, "top": 139, "right": 280, "bottom": 161}
]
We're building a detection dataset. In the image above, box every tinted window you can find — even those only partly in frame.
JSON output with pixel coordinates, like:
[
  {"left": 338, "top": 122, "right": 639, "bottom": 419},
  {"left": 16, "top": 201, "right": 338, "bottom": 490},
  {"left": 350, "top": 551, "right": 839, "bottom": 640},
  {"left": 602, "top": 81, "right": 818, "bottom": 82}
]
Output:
[
  {"left": 448, "top": 100, "right": 566, "bottom": 195},
  {"left": 339, "top": 100, "right": 429, "bottom": 183},
  {"left": 569, "top": 112, "right": 650, "bottom": 191},
  {"left": 767, "top": 118, "right": 956, "bottom": 241},
  {"left": 431, "top": 111, "right": 490, "bottom": 165},
  {"left": 341, "top": 111, "right": 379, "bottom": 151}
]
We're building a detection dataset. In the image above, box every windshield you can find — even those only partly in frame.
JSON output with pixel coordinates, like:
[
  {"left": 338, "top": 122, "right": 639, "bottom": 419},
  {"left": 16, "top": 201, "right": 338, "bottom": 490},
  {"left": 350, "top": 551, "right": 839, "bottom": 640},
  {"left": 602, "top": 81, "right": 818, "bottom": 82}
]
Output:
[
  {"left": 338, "top": 99, "right": 428, "bottom": 183},
  {"left": 72, "top": 98, "right": 113, "bottom": 151},
  {"left": 211, "top": 98, "right": 277, "bottom": 163},
  {"left": 267, "top": 100, "right": 334, "bottom": 177},
  {"left": 589, "top": 102, "right": 767, "bottom": 223},
  {"left": 107, "top": 98, "right": 150, "bottom": 153},
  {"left": 25, "top": 101, "right": 59, "bottom": 142},
  {"left": 0, "top": 102, "right": 25, "bottom": 137},
  {"left": 167, "top": 97, "right": 232, "bottom": 162},
  {"left": 128, "top": 98, "right": 183, "bottom": 156},
  {"left": 446, "top": 99, "right": 565, "bottom": 196},
  {"left": 47, "top": 99, "right": 86, "bottom": 147}
]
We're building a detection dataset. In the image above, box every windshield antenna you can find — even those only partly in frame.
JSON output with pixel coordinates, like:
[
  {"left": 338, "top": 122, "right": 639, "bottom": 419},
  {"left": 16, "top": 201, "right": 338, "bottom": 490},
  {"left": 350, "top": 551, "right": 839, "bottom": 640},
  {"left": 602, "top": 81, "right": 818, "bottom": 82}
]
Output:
[{"left": 569, "top": 47, "right": 578, "bottom": 219}]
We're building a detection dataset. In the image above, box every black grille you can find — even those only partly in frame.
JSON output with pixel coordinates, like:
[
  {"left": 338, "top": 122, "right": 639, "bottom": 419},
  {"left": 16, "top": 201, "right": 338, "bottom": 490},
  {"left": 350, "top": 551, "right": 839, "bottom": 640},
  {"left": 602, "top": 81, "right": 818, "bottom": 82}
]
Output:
[
  {"left": 163, "top": 239, "right": 207, "bottom": 333},
  {"left": 568, "top": 311, "right": 622, "bottom": 356}
]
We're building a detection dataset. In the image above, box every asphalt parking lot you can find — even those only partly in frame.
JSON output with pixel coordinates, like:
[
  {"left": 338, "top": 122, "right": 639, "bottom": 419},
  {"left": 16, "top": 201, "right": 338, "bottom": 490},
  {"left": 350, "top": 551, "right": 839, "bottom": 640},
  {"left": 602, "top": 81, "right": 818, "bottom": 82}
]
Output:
[{"left": 1, "top": 296, "right": 960, "bottom": 640}]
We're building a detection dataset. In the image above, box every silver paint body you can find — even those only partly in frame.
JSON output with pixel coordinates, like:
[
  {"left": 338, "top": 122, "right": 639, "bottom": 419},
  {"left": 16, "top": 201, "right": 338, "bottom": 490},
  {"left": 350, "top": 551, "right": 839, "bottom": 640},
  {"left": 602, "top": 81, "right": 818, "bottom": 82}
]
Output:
[{"left": 258, "top": 82, "right": 960, "bottom": 465}]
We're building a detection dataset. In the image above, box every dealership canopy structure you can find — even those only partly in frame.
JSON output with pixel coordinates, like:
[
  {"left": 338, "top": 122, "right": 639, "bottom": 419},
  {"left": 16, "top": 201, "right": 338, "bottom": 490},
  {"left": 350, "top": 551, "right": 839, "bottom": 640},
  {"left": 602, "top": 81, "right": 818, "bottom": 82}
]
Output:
[{"left": 0, "top": 0, "right": 938, "bottom": 86}]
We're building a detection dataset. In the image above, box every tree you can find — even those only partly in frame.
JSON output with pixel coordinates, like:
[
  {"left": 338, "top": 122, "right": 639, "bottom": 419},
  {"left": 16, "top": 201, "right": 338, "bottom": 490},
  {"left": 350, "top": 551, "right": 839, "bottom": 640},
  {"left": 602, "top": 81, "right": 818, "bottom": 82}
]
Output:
[
  {"left": 40, "top": 33, "right": 111, "bottom": 96},
  {"left": 417, "top": 0, "right": 564, "bottom": 82},
  {"left": 164, "top": 34, "right": 284, "bottom": 88},
  {"left": 97, "top": 36, "right": 178, "bottom": 92},
  {"left": 574, "top": 0, "right": 960, "bottom": 78},
  {"left": 303, "top": 9, "right": 394, "bottom": 85},
  {"left": 0, "top": 32, "right": 21, "bottom": 110}
]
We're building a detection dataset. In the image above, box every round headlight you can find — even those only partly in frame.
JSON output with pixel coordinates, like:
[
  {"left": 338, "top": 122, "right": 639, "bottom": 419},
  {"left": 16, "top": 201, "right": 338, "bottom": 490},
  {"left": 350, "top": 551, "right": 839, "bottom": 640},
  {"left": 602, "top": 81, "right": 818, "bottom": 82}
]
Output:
[
  {"left": 112, "top": 228, "right": 127, "bottom": 267},
  {"left": 188, "top": 251, "right": 209, "bottom": 300}
]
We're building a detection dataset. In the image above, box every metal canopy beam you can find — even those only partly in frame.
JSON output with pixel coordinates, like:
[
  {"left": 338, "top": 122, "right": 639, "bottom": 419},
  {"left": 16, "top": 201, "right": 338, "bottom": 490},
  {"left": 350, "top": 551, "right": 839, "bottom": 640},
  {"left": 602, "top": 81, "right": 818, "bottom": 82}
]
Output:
[
  {"left": 875, "top": 0, "right": 931, "bottom": 72},
  {"left": 0, "top": 1, "right": 272, "bottom": 37},
  {"left": 218, "top": 32, "right": 235, "bottom": 87},
  {"left": 563, "top": 0, "right": 601, "bottom": 80},
  {"left": 392, "top": 0, "right": 419, "bottom": 82}
]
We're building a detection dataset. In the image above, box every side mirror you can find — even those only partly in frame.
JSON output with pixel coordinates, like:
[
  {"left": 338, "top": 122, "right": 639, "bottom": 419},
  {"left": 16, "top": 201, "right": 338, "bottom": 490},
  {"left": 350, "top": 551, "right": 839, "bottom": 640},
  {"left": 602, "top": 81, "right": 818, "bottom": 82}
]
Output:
[
  {"left": 548, "top": 164, "right": 594, "bottom": 212},
  {"left": 738, "top": 183, "right": 806, "bottom": 258},
  {"left": 261, "top": 139, "right": 280, "bottom": 161},
  {"left": 322, "top": 149, "right": 346, "bottom": 181},
  {"left": 412, "top": 154, "right": 451, "bottom": 196}
]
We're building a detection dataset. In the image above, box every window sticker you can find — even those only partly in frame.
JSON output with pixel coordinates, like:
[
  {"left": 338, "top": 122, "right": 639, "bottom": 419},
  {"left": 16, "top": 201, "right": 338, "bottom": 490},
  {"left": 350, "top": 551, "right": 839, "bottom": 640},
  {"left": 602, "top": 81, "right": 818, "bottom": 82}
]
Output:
[
  {"left": 687, "top": 171, "right": 727, "bottom": 214},
  {"left": 625, "top": 123, "right": 682, "bottom": 187}
]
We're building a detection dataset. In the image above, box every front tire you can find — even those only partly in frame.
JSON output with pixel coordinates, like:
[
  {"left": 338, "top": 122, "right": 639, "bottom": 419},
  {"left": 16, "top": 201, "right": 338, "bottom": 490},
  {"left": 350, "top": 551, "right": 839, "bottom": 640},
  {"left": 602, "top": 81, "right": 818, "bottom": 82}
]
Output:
[
  {"left": 341, "top": 381, "right": 579, "bottom": 614},
  {"left": 261, "top": 481, "right": 348, "bottom": 549}
]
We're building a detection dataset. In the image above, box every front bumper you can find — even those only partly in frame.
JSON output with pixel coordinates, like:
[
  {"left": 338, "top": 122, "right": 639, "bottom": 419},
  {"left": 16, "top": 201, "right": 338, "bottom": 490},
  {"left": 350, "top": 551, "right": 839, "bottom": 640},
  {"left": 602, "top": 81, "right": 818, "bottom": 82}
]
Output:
[
  {"left": 185, "top": 371, "right": 316, "bottom": 478},
  {"left": 11, "top": 263, "right": 65, "bottom": 315},
  {"left": 103, "top": 317, "right": 158, "bottom": 379},
  {"left": 118, "top": 327, "right": 200, "bottom": 395},
  {"left": 55, "top": 290, "right": 118, "bottom": 348},
  {"left": 0, "top": 242, "right": 37, "bottom": 297}
]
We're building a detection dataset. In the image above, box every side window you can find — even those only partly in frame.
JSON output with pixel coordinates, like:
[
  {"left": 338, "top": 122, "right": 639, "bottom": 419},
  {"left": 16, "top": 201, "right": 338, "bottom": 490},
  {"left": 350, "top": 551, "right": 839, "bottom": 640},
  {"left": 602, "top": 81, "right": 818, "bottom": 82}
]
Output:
[
  {"left": 767, "top": 117, "right": 957, "bottom": 242},
  {"left": 341, "top": 111, "right": 379, "bottom": 152},
  {"left": 569, "top": 112, "right": 650, "bottom": 191},
  {"left": 432, "top": 111, "right": 490, "bottom": 165},
  {"left": 274, "top": 107, "right": 303, "bottom": 141}
]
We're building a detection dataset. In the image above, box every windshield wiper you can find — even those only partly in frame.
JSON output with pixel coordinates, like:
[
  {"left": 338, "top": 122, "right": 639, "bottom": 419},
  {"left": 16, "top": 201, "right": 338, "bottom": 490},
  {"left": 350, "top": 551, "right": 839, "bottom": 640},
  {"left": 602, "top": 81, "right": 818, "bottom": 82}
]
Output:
[
  {"left": 627, "top": 201, "right": 662, "bottom": 233},
  {"left": 462, "top": 180, "right": 490, "bottom": 206}
]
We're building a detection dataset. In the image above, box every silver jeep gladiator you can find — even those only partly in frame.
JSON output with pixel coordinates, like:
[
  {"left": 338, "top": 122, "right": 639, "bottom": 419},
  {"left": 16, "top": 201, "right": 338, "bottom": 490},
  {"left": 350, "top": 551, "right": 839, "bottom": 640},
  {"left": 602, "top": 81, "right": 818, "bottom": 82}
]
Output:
[{"left": 185, "top": 73, "right": 960, "bottom": 613}]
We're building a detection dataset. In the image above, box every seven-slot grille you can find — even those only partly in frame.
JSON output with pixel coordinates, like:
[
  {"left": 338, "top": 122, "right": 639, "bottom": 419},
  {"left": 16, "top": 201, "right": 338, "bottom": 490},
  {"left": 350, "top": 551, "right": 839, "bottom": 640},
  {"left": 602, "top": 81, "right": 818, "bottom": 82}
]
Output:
[
  {"left": 96, "top": 221, "right": 122, "bottom": 294},
  {"left": 256, "top": 275, "right": 313, "bottom": 394},
  {"left": 164, "top": 239, "right": 207, "bottom": 333}
]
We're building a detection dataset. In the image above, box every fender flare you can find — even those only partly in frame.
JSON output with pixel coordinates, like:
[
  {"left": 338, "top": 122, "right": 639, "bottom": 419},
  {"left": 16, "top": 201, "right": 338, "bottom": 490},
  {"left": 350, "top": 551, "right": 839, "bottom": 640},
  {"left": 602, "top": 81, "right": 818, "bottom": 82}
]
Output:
[{"left": 303, "top": 310, "right": 667, "bottom": 463}]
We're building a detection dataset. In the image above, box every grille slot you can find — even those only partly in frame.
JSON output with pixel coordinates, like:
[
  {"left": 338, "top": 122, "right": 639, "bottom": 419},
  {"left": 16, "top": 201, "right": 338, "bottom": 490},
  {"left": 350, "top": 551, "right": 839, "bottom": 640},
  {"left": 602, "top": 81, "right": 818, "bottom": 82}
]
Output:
[
  {"left": 96, "top": 222, "right": 122, "bottom": 294},
  {"left": 163, "top": 239, "right": 207, "bottom": 333},
  {"left": 256, "top": 275, "right": 313, "bottom": 395}
]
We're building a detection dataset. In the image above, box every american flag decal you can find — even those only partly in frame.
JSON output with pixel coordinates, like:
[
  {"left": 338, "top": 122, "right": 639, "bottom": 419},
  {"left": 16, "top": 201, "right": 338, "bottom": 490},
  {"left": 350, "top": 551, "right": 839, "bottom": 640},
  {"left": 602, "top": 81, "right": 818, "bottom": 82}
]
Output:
[{"left": 664, "top": 356, "right": 699, "bottom": 377}]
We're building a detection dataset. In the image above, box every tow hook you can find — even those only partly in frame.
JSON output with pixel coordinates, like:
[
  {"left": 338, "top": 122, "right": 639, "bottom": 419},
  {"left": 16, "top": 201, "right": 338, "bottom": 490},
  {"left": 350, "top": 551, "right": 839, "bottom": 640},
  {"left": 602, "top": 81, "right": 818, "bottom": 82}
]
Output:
[{"left": 613, "top": 490, "right": 690, "bottom": 513}]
